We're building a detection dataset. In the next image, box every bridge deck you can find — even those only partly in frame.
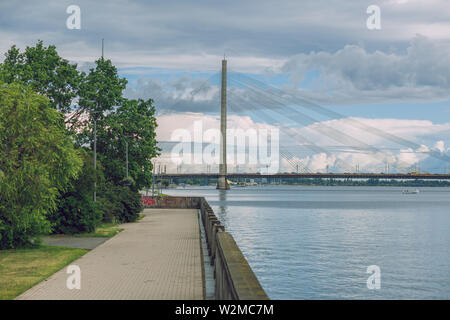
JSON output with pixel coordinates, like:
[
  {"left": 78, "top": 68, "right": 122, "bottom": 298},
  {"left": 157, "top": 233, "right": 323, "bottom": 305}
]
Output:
[
  {"left": 159, "top": 173, "right": 450, "bottom": 180},
  {"left": 17, "top": 209, "right": 204, "bottom": 300}
]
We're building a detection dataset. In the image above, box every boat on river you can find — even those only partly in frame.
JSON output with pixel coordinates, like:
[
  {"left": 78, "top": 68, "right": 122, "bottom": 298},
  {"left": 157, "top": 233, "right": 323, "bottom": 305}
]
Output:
[{"left": 402, "top": 189, "right": 420, "bottom": 194}]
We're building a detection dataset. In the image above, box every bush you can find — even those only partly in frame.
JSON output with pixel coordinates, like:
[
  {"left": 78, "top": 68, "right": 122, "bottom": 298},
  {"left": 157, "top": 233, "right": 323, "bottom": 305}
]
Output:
[
  {"left": 0, "top": 213, "right": 47, "bottom": 249},
  {"left": 98, "top": 183, "right": 142, "bottom": 223},
  {"left": 117, "top": 187, "right": 142, "bottom": 223},
  {"left": 96, "top": 197, "right": 116, "bottom": 223},
  {"left": 49, "top": 149, "right": 103, "bottom": 235},
  {"left": 48, "top": 193, "right": 101, "bottom": 234}
]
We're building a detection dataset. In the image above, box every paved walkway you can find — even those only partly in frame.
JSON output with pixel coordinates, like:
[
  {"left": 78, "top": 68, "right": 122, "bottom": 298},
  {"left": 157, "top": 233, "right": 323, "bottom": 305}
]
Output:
[{"left": 17, "top": 209, "right": 204, "bottom": 300}]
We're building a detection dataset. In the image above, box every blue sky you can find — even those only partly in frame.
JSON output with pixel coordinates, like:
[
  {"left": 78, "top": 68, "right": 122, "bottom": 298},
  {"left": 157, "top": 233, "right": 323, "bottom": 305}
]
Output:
[
  {"left": 119, "top": 66, "right": 450, "bottom": 124},
  {"left": 1, "top": 0, "right": 450, "bottom": 172}
]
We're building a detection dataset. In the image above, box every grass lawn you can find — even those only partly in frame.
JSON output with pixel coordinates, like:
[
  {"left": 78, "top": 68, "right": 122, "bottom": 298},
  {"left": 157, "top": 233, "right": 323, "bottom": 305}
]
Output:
[
  {"left": 0, "top": 245, "right": 87, "bottom": 300},
  {"left": 74, "top": 222, "right": 124, "bottom": 238}
]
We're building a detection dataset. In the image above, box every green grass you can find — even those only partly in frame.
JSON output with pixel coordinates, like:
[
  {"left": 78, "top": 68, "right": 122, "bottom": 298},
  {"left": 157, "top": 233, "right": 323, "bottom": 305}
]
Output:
[
  {"left": 74, "top": 222, "right": 123, "bottom": 238},
  {"left": 0, "top": 245, "right": 87, "bottom": 300}
]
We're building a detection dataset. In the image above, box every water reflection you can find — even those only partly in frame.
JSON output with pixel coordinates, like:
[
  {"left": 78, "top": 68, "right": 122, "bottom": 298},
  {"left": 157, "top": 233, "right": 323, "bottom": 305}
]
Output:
[{"left": 217, "top": 190, "right": 228, "bottom": 227}]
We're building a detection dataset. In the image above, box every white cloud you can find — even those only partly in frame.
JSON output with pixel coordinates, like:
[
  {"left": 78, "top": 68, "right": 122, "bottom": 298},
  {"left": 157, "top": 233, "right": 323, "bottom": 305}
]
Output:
[
  {"left": 3, "top": 2, "right": 450, "bottom": 106},
  {"left": 282, "top": 117, "right": 450, "bottom": 172},
  {"left": 2, "top": 0, "right": 450, "bottom": 72},
  {"left": 435, "top": 140, "right": 445, "bottom": 152},
  {"left": 289, "top": 117, "right": 450, "bottom": 147},
  {"left": 155, "top": 113, "right": 450, "bottom": 173},
  {"left": 281, "top": 35, "right": 450, "bottom": 104},
  {"left": 416, "top": 144, "right": 430, "bottom": 153}
]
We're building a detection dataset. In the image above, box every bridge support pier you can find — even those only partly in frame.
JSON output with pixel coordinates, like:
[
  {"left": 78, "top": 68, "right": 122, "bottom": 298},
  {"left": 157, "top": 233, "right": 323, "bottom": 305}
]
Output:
[{"left": 217, "top": 175, "right": 230, "bottom": 190}]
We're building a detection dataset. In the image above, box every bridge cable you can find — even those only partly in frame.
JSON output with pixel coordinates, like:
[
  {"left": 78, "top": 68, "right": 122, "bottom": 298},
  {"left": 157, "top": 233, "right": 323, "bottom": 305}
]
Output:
[{"left": 232, "top": 72, "right": 450, "bottom": 165}]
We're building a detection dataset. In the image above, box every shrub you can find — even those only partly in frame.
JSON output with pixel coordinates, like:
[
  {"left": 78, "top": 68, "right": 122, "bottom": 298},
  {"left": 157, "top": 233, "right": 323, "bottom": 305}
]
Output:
[
  {"left": 117, "top": 187, "right": 142, "bottom": 223},
  {"left": 96, "top": 197, "right": 116, "bottom": 223},
  {"left": 49, "top": 193, "right": 101, "bottom": 234},
  {"left": 98, "top": 183, "right": 142, "bottom": 223},
  {"left": 49, "top": 149, "right": 103, "bottom": 235},
  {"left": 0, "top": 213, "right": 47, "bottom": 249}
]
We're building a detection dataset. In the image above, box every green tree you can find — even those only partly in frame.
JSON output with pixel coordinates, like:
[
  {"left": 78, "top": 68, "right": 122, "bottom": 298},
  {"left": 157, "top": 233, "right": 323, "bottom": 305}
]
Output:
[
  {"left": 0, "top": 82, "right": 82, "bottom": 248},
  {"left": 73, "top": 57, "right": 131, "bottom": 195},
  {"left": 74, "top": 57, "right": 127, "bottom": 136},
  {"left": 0, "top": 41, "right": 83, "bottom": 114},
  {"left": 97, "top": 98, "right": 160, "bottom": 190},
  {"left": 75, "top": 58, "right": 159, "bottom": 190},
  {"left": 78, "top": 57, "right": 127, "bottom": 113}
]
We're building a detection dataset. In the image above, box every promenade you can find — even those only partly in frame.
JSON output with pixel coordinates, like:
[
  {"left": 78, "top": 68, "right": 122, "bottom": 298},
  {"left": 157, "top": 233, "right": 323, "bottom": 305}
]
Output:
[{"left": 17, "top": 209, "right": 204, "bottom": 300}]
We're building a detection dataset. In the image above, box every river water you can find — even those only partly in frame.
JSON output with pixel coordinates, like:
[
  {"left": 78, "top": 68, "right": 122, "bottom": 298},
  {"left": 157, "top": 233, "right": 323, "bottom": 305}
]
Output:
[{"left": 164, "top": 185, "right": 450, "bottom": 299}]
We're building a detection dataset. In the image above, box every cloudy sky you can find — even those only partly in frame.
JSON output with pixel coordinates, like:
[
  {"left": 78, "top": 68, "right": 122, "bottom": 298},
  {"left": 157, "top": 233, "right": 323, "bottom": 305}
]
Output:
[{"left": 1, "top": 0, "right": 450, "bottom": 173}]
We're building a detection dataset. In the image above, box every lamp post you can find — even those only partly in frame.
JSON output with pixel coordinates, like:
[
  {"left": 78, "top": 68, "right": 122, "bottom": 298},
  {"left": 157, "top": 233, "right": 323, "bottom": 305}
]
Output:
[
  {"left": 121, "top": 134, "right": 133, "bottom": 187},
  {"left": 151, "top": 162, "right": 155, "bottom": 196},
  {"left": 91, "top": 110, "right": 103, "bottom": 202},
  {"left": 125, "top": 139, "right": 129, "bottom": 178},
  {"left": 94, "top": 117, "right": 97, "bottom": 202}
]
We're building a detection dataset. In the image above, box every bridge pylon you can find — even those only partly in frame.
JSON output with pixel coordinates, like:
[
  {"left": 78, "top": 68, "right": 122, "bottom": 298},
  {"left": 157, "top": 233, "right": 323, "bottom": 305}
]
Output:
[{"left": 217, "top": 58, "right": 230, "bottom": 190}]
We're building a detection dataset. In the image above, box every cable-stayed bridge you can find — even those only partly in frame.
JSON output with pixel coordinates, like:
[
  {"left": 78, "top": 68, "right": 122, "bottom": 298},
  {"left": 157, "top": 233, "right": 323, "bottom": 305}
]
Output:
[{"left": 155, "top": 59, "right": 450, "bottom": 187}]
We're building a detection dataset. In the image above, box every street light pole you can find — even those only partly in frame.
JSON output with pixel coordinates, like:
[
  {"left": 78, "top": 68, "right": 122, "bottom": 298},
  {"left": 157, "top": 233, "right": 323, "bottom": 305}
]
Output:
[
  {"left": 152, "top": 162, "right": 155, "bottom": 197},
  {"left": 93, "top": 118, "right": 97, "bottom": 202},
  {"left": 91, "top": 110, "right": 103, "bottom": 202},
  {"left": 125, "top": 139, "right": 129, "bottom": 178}
]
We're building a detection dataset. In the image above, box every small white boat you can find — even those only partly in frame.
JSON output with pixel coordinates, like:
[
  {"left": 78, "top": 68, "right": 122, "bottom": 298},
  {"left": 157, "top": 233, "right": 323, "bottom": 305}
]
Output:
[{"left": 402, "top": 189, "right": 420, "bottom": 194}]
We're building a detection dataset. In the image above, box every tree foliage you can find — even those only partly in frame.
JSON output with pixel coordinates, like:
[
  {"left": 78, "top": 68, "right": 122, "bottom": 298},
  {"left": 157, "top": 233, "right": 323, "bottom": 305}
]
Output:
[
  {"left": 0, "top": 41, "right": 159, "bottom": 245},
  {"left": 74, "top": 57, "right": 159, "bottom": 190},
  {"left": 98, "top": 98, "right": 160, "bottom": 190},
  {"left": 0, "top": 82, "right": 82, "bottom": 248},
  {"left": 78, "top": 57, "right": 127, "bottom": 113},
  {"left": 0, "top": 41, "right": 82, "bottom": 113},
  {"left": 48, "top": 149, "right": 103, "bottom": 234},
  {"left": 71, "top": 57, "right": 127, "bottom": 136}
]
